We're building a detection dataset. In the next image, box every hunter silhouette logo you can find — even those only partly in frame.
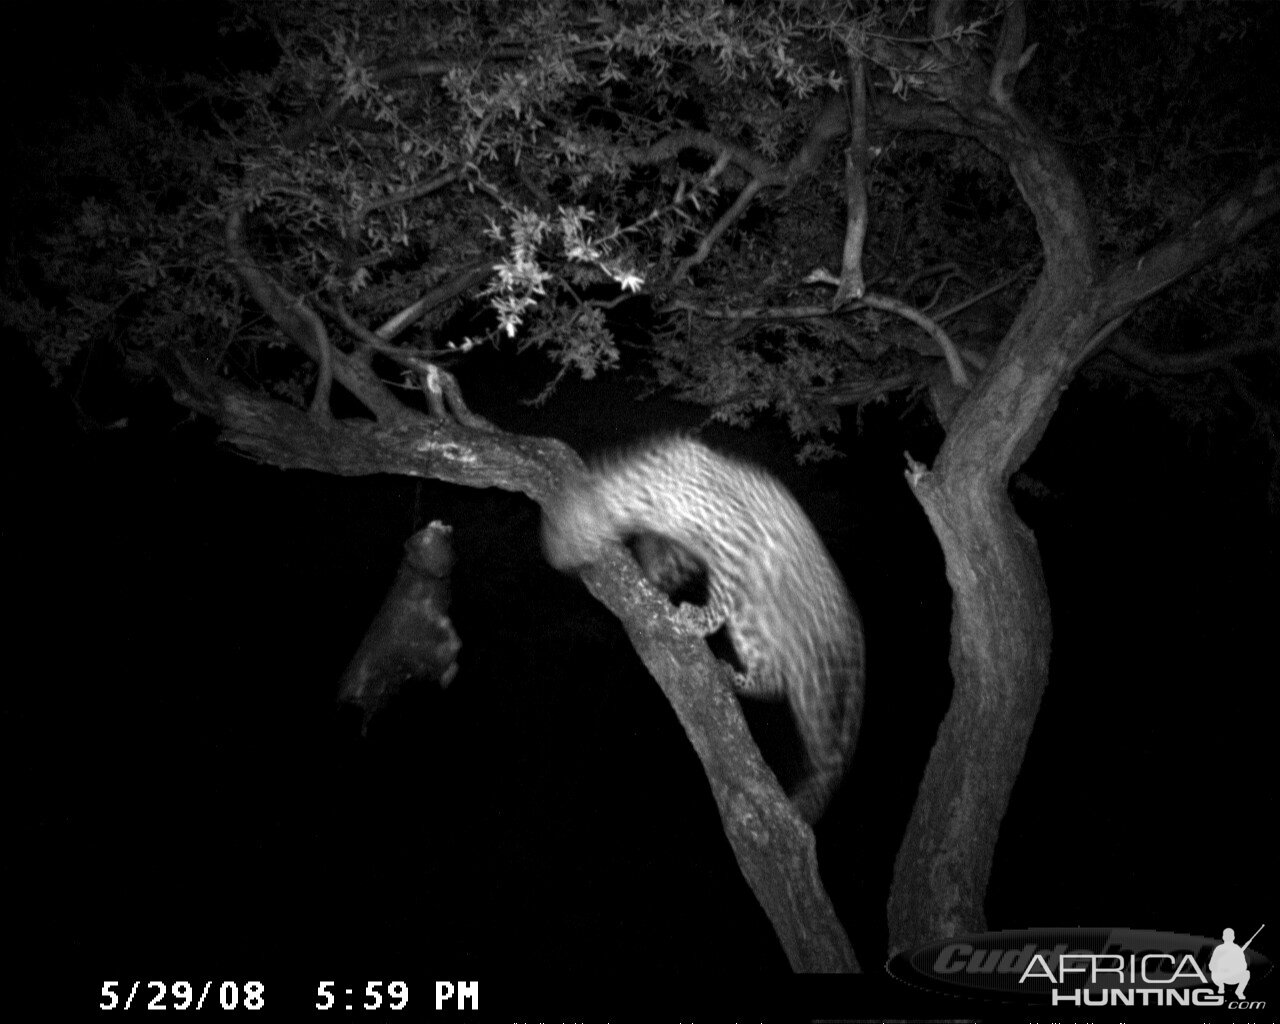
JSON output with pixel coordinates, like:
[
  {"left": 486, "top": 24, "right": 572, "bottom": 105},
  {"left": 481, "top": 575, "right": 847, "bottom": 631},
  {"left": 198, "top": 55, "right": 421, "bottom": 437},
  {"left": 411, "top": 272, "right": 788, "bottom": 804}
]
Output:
[
  {"left": 1210, "top": 924, "right": 1263, "bottom": 1000},
  {"left": 887, "top": 924, "right": 1272, "bottom": 1008}
]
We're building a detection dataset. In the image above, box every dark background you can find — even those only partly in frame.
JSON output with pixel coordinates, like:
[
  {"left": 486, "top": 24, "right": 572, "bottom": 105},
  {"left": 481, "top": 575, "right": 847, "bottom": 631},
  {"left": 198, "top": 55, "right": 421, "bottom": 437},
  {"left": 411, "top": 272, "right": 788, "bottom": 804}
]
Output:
[{"left": 5, "top": 1, "right": 1276, "bottom": 1017}]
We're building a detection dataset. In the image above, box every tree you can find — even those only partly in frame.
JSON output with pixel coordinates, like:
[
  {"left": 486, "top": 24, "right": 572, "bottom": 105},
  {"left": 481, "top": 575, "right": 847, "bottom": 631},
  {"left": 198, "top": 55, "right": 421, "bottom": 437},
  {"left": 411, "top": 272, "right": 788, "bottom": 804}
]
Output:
[{"left": 6, "top": 0, "right": 1277, "bottom": 973}]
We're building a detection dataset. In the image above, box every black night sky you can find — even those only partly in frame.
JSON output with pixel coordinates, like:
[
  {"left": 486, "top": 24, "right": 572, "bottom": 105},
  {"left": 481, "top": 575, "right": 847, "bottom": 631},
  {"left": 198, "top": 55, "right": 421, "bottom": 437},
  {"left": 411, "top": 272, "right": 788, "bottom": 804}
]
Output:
[{"left": 5, "top": 3, "right": 1277, "bottom": 1020}]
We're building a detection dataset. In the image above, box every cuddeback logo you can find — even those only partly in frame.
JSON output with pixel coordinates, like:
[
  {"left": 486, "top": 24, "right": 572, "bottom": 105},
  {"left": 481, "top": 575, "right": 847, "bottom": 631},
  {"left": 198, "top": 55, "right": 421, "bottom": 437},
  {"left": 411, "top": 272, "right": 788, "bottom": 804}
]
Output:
[{"left": 887, "top": 925, "right": 1270, "bottom": 1008}]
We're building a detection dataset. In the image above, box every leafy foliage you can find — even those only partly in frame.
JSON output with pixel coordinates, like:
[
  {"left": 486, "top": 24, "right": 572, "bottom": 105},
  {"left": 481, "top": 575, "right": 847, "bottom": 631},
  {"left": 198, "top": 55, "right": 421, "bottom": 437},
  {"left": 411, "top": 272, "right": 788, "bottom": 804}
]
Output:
[{"left": 3, "top": 0, "right": 1276, "bottom": 449}]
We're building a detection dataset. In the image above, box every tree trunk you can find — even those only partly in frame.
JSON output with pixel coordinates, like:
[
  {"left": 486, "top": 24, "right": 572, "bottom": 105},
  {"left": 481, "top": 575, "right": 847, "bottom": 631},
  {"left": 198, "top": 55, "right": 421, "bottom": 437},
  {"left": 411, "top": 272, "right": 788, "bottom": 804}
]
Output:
[
  {"left": 878, "top": 0, "right": 1106, "bottom": 946},
  {"left": 888, "top": 466, "right": 1052, "bottom": 946},
  {"left": 888, "top": 273, "right": 1094, "bottom": 949},
  {"left": 882, "top": 152, "right": 1279, "bottom": 951}
]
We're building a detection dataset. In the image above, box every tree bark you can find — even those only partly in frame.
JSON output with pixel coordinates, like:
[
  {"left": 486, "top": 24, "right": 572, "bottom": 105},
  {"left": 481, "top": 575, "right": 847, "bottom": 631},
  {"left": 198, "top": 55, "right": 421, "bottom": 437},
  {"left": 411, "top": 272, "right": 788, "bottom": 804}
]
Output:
[
  {"left": 889, "top": 277, "right": 1087, "bottom": 948},
  {"left": 573, "top": 545, "right": 859, "bottom": 972}
]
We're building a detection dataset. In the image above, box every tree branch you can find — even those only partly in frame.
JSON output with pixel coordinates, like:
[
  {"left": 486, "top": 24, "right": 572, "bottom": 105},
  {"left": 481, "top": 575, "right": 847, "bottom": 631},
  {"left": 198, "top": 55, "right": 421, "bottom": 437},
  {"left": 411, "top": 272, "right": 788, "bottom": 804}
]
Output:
[
  {"left": 834, "top": 47, "right": 868, "bottom": 305},
  {"left": 374, "top": 263, "right": 494, "bottom": 343},
  {"left": 621, "top": 129, "right": 786, "bottom": 184},
  {"left": 672, "top": 178, "right": 763, "bottom": 282},
  {"left": 1093, "top": 161, "right": 1280, "bottom": 327},
  {"left": 860, "top": 293, "right": 970, "bottom": 387},
  {"left": 621, "top": 92, "right": 849, "bottom": 194},
  {"left": 934, "top": 264, "right": 1033, "bottom": 322},
  {"left": 224, "top": 206, "right": 405, "bottom": 422},
  {"left": 355, "top": 170, "right": 461, "bottom": 223},
  {"left": 1110, "top": 333, "right": 1279, "bottom": 376},
  {"left": 987, "top": 0, "right": 1037, "bottom": 109}
]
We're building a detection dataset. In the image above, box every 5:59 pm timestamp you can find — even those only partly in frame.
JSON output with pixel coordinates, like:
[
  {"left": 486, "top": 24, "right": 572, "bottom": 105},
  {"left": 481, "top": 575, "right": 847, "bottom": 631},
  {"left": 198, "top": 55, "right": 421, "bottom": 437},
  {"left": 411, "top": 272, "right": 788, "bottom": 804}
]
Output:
[{"left": 315, "top": 981, "right": 409, "bottom": 1012}]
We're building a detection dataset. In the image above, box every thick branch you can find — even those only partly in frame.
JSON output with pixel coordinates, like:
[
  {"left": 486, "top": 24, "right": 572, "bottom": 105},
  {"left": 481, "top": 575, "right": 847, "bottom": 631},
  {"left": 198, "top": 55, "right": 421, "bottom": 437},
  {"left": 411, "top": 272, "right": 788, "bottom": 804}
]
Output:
[
  {"left": 166, "top": 365, "right": 556, "bottom": 501},
  {"left": 1092, "top": 161, "right": 1280, "bottom": 335},
  {"left": 561, "top": 535, "right": 858, "bottom": 973}
]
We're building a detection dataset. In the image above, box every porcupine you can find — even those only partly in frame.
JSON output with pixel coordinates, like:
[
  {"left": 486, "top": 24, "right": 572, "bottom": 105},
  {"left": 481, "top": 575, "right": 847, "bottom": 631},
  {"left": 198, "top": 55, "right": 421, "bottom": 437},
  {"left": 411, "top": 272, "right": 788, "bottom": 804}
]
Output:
[{"left": 541, "top": 436, "right": 864, "bottom": 823}]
